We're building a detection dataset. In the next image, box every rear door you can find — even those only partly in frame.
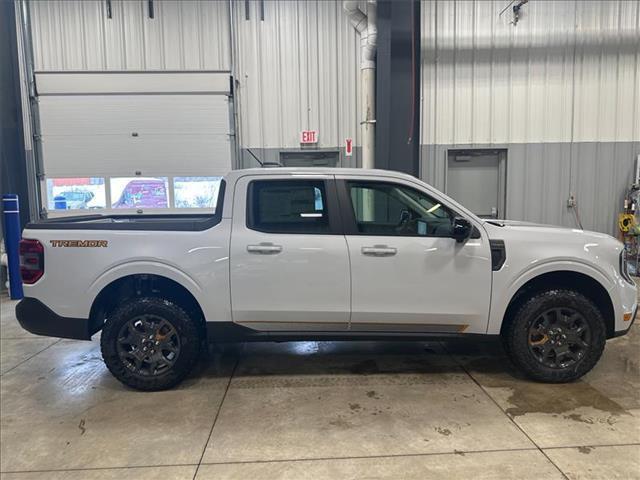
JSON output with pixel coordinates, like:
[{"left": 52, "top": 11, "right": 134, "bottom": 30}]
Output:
[{"left": 229, "top": 174, "right": 350, "bottom": 331}]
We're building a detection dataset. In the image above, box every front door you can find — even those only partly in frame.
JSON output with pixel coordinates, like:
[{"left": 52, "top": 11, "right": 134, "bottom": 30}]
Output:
[
  {"left": 230, "top": 175, "right": 350, "bottom": 331},
  {"left": 338, "top": 176, "right": 492, "bottom": 334}
]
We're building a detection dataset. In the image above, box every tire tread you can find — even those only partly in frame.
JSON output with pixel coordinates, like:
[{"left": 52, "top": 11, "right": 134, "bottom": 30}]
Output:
[
  {"left": 100, "top": 297, "right": 201, "bottom": 391},
  {"left": 503, "top": 288, "right": 606, "bottom": 383}
]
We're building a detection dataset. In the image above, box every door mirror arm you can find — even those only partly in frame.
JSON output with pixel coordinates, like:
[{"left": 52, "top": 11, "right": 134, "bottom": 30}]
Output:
[{"left": 452, "top": 217, "right": 472, "bottom": 243}]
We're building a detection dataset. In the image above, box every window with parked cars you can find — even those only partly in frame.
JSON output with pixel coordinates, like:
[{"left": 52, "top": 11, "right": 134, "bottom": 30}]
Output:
[{"left": 45, "top": 176, "right": 223, "bottom": 212}]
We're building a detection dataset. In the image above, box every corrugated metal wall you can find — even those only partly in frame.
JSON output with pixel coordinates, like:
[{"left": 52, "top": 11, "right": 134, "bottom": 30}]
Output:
[
  {"left": 27, "top": 0, "right": 362, "bottom": 165},
  {"left": 421, "top": 0, "right": 639, "bottom": 145},
  {"left": 29, "top": 0, "right": 231, "bottom": 71},
  {"left": 232, "top": 0, "right": 361, "bottom": 153},
  {"left": 25, "top": 0, "right": 640, "bottom": 232},
  {"left": 420, "top": 0, "right": 640, "bottom": 234}
]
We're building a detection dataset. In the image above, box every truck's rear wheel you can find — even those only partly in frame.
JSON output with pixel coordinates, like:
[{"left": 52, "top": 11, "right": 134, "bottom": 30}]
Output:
[
  {"left": 101, "top": 297, "right": 201, "bottom": 391},
  {"left": 503, "top": 289, "right": 606, "bottom": 383}
]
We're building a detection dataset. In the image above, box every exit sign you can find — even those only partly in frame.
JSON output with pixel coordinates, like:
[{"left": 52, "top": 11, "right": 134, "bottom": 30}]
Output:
[{"left": 300, "top": 130, "right": 318, "bottom": 144}]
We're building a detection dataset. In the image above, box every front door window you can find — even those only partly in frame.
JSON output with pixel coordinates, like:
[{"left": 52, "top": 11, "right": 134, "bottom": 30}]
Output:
[{"left": 347, "top": 181, "right": 455, "bottom": 237}]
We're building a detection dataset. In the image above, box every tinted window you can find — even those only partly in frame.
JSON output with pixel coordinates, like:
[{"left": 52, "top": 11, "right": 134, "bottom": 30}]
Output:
[
  {"left": 249, "top": 180, "right": 329, "bottom": 233},
  {"left": 347, "top": 181, "right": 454, "bottom": 236}
]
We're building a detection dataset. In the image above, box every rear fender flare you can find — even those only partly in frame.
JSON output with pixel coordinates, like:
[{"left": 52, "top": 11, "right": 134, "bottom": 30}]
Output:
[{"left": 86, "top": 261, "right": 205, "bottom": 317}]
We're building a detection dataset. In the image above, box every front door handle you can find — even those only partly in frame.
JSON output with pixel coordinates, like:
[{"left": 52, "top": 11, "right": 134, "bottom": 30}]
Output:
[
  {"left": 247, "top": 243, "right": 283, "bottom": 254},
  {"left": 362, "top": 245, "right": 397, "bottom": 257}
]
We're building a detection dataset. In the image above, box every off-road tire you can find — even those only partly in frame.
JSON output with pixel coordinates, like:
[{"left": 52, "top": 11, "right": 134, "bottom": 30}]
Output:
[
  {"left": 101, "top": 297, "right": 201, "bottom": 391},
  {"left": 503, "top": 289, "right": 606, "bottom": 383}
]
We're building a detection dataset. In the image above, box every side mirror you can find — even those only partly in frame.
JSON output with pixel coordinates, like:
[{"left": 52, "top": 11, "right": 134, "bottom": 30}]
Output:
[{"left": 452, "top": 217, "right": 472, "bottom": 243}]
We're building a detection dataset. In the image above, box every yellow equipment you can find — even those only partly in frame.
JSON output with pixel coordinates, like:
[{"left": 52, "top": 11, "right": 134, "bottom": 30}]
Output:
[{"left": 619, "top": 213, "right": 636, "bottom": 233}]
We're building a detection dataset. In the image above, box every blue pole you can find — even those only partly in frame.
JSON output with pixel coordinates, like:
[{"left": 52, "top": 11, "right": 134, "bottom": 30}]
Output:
[{"left": 2, "top": 194, "right": 24, "bottom": 300}]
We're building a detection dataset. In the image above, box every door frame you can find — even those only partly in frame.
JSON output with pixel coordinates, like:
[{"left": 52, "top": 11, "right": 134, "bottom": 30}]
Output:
[{"left": 444, "top": 148, "right": 508, "bottom": 219}]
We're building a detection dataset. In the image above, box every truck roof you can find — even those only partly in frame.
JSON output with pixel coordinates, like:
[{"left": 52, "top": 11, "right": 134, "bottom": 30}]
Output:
[{"left": 224, "top": 167, "right": 420, "bottom": 182}]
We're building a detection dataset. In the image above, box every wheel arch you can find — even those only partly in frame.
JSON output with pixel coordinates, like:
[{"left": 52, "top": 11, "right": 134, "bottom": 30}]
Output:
[
  {"left": 500, "top": 270, "right": 615, "bottom": 338},
  {"left": 88, "top": 274, "right": 207, "bottom": 336}
]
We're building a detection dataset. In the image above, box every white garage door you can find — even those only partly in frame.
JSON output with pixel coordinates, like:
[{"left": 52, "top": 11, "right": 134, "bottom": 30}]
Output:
[{"left": 35, "top": 72, "right": 232, "bottom": 213}]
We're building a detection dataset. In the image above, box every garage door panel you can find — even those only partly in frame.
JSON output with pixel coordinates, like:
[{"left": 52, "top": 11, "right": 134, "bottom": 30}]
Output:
[
  {"left": 35, "top": 72, "right": 231, "bottom": 95},
  {"left": 39, "top": 95, "right": 230, "bottom": 136},
  {"left": 35, "top": 72, "right": 232, "bottom": 185},
  {"left": 42, "top": 134, "right": 231, "bottom": 177}
]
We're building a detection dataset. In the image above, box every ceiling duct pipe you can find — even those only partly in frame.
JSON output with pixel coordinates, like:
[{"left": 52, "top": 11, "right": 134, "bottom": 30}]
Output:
[{"left": 344, "top": 0, "right": 376, "bottom": 169}]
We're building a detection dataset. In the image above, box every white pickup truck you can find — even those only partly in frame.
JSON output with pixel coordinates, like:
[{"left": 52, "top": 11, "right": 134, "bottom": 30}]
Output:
[{"left": 17, "top": 168, "right": 637, "bottom": 390}]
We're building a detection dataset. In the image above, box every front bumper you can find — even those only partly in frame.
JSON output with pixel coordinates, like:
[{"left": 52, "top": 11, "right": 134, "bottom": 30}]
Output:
[
  {"left": 613, "top": 303, "right": 638, "bottom": 338},
  {"left": 16, "top": 298, "right": 93, "bottom": 340}
]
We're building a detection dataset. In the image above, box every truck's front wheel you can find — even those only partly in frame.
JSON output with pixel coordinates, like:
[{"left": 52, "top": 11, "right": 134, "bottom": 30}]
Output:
[
  {"left": 101, "top": 297, "right": 201, "bottom": 391},
  {"left": 503, "top": 289, "right": 606, "bottom": 383}
]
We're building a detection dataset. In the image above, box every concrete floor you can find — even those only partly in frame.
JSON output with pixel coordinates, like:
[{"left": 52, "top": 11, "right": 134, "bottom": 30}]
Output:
[{"left": 1, "top": 294, "right": 638, "bottom": 480}]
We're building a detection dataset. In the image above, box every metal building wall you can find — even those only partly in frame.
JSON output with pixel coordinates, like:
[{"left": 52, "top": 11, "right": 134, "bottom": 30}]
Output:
[
  {"left": 232, "top": 0, "right": 362, "bottom": 167},
  {"left": 27, "top": 0, "right": 362, "bottom": 168},
  {"left": 420, "top": 0, "right": 640, "bottom": 235},
  {"left": 25, "top": 0, "right": 639, "bottom": 233},
  {"left": 29, "top": 0, "right": 231, "bottom": 71}
]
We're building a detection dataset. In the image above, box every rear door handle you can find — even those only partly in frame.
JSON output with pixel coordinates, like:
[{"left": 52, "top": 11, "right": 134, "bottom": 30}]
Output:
[
  {"left": 362, "top": 245, "right": 397, "bottom": 256},
  {"left": 247, "top": 243, "right": 283, "bottom": 254}
]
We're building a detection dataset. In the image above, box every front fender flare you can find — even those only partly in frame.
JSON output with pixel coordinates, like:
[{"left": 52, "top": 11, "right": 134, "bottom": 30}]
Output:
[{"left": 487, "top": 259, "right": 614, "bottom": 335}]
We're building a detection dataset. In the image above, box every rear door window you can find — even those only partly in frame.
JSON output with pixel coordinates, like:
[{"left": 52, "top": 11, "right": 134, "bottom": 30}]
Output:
[{"left": 248, "top": 180, "right": 330, "bottom": 234}]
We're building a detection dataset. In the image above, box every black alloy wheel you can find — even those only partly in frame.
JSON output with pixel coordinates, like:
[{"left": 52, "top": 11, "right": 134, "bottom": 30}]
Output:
[
  {"left": 116, "top": 314, "right": 181, "bottom": 377},
  {"left": 527, "top": 307, "right": 592, "bottom": 369}
]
